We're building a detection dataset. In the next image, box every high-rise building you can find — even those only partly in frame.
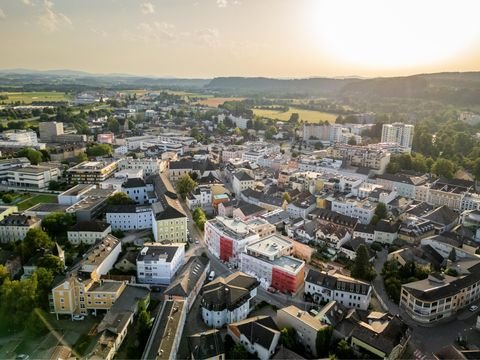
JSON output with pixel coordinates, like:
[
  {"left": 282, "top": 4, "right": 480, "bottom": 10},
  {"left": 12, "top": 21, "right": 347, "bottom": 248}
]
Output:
[
  {"left": 381, "top": 123, "right": 414, "bottom": 149},
  {"left": 39, "top": 121, "right": 64, "bottom": 141}
]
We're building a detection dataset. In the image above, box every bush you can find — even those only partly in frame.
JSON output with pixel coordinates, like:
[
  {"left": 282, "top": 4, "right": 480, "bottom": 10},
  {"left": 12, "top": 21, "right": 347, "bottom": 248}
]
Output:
[{"left": 112, "top": 230, "right": 125, "bottom": 238}]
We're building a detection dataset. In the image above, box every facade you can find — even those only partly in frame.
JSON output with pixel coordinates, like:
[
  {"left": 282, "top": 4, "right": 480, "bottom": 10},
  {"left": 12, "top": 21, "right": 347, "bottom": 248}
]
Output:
[
  {"left": 152, "top": 201, "right": 188, "bottom": 243},
  {"left": 58, "top": 184, "right": 97, "bottom": 205},
  {"left": 106, "top": 205, "right": 153, "bottom": 231},
  {"left": 331, "top": 144, "right": 391, "bottom": 174},
  {"left": 66, "top": 160, "right": 119, "bottom": 184},
  {"left": 121, "top": 178, "right": 155, "bottom": 205},
  {"left": 232, "top": 171, "right": 255, "bottom": 196},
  {"left": 0, "top": 129, "right": 39, "bottom": 148},
  {"left": 0, "top": 214, "right": 41, "bottom": 243},
  {"left": 186, "top": 185, "right": 213, "bottom": 211},
  {"left": 276, "top": 305, "right": 326, "bottom": 357},
  {"left": 331, "top": 197, "right": 375, "bottom": 224},
  {"left": 7, "top": 165, "right": 60, "bottom": 189},
  {"left": 381, "top": 123, "right": 414, "bottom": 149},
  {"left": 0, "top": 157, "right": 30, "bottom": 183},
  {"left": 305, "top": 269, "right": 372, "bottom": 310},
  {"left": 118, "top": 157, "right": 163, "bottom": 176},
  {"left": 39, "top": 121, "right": 64, "bottom": 141},
  {"left": 50, "top": 235, "right": 123, "bottom": 318},
  {"left": 400, "top": 260, "right": 480, "bottom": 324},
  {"left": 67, "top": 221, "right": 112, "bottom": 244},
  {"left": 240, "top": 235, "right": 305, "bottom": 294},
  {"left": 201, "top": 272, "right": 259, "bottom": 328},
  {"left": 136, "top": 243, "right": 185, "bottom": 285},
  {"left": 204, "top": 216, "right": 260, "bottom": 266}
]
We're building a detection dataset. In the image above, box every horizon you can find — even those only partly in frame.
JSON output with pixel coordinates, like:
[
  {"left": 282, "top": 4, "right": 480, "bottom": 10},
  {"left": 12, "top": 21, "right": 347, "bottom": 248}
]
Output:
[{"left": 1, "top": 0, "right": 480, "bottom": 78}]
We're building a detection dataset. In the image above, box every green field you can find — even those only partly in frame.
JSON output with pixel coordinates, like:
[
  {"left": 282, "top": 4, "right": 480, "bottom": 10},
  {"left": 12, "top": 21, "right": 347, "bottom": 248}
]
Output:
[
  {"left": 16, "top": 194, "right": 58, "bottom": 211},
  {"left": 253, "top": 106, "right": 338, "bottom": 123},
  {"left": 0, "top": 91, "right": 71, "bottom": 104}
]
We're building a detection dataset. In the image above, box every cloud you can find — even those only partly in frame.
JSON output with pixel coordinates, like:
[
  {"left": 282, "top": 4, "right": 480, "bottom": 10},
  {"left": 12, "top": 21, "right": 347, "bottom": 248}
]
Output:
[
  {"left": 141, "top": 2, "right": 155, "bottom": 14},
  {"left": 0, "top": 8, "right": 5, "bottom": 19},
  {"left": 21, "top": 0, "right": 35, "bottom": 6},
  {"left": 193, "top": 28, "right": 220, "bottom": 47},
  {"left": 216, "top": 0, "right": 228, "bottom": 7},
  {"left": 123, "top": 22, "right": 176, "bottom": 43},
  {"left": 38, "top": 0, "right": 72, "bottom": 32}
]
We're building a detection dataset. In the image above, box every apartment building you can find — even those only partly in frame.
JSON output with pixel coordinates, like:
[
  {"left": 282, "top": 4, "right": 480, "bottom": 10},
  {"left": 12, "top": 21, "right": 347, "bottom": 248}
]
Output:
[
  {"left": 331, "top": 197, "right": 376, "bottom": 224},
  {"left": 50, "top": 235, "right": 123, "bottom": 318},
  {"left": 240, "top": 235, "right": 305, "bottom": 294},
  {"left": 0, "top": 129, "right": 38, "bottom": 148},
  {"left": 136, "top": 243, "right": 185, "bottom": 285},
  {"left": 305, "top": 269, "right": 372, "bottom": 310},
  {"left": 375, "top": 173, "right": 428, "bottom": 199},
  {"left": 331, "top": 144, "right": 391, "bottom": 174},
  {"left": 201, "top": 272, "right": 259, "bottom": 328},
  {"left": 152, "top": 199, "right": 187, "bottom": 243},
  {"left": 118, "top": 157, "right": 164, "bottom": 176},
  {"left": 67, "top": 221, "right": 112, "bottom": 245},
  {"left": 0, "top": 214, "right": 42, "bottom": 243},
  {"left": 204, "top": 216, "right": 260, "bottom": 267},
  {"left": 7, "top": 165, "right": 60, "bottom": 189},
  {"left": 232, "top": 171, "right": 255, "bottom": 196},
  {"left": 106, "top": 204, "right": 153, "bottom": 231},
  {"left": 121, "top": 178, "right": 155, "bottom": 205},
  {"left": 400, "top": 259, "right": 480, "bottom": 324},
  {"left": 186, "top": 185, "right": 212, "bottom": 211},
  {"left": 66, "top": 160, "right": 119, "bottom": 184},
  {"left": 381, "top": 123, "right": 414, "bottom": 149}
]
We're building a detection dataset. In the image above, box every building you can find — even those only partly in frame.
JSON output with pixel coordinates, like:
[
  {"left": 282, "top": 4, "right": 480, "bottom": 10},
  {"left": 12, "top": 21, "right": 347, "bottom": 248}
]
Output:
[
  {"left": 331, "top": 144, "right": 391, "bottom": 174},
  {"left": 152, "top": 198, "right": 188, "bottom": 243},
  {"left": 186, "top": 185, "right": 213, "bottom": 212},
  {"left": 201, "top": 272, "right": 259, "bottom": 328},
  {"left": 240, "top": 235, "right": 305, "bottom": 294},
  {"left": 0, "top": 129, "right": 39, "bottom": 148},
  {"left": 65, "top": 188, "right": 116, "bottom": 222},
  {"left": 331, "top": 197, "right": 375, "bottom": 224},
  {"left": 39, "top": 121, "right": 64, "bottom": 142},
  {"left": 227, "top": 316, "right": 280, "bottom": 360},
  {"left": 204, "top": 216, "right": 260, "bottom": 267},
  {"left": 106, "top": 205, "right": 153, "bottom": 231},
  {"left": 67, "top": 221, "right": 112, "bottom": 244},
  {"left": 164, "top": 256, "right": 210, "bottom": 311},
  {"left": 305, "top": 269, "right": 372, "bottom": 310},
  {"left": 7, "top": 165, "right": 60, "bottom": 189},
  {"left": 66, "top": 160, "right": 119, "bottom": 184},
  {"left": 276, "top": 305, "right": 326, "bottom": 357},
  {"left": 0, "top": 214, "right": 42, "bottom": 243},
  {"left": 232, "top": 171, "right": 255, "bottom": 195},
  {"left": 121, "top": 178, "right": 155, "bottom": 205},
  {"left": 287, "top": 195, "right": 317, "bottom": 219},
  {"left": 58, "top": 184, "right": 97, "bottom": 205},
  {"left": 400, "top": 259, "right": 480, "bottom": 324},
  {"left": 0, "top": 157, "right": 30, "bottom": 183},
  {"left": 97, "top": 132, "right": 115, "bottom": 144},
  {"left": 188, "top": 330, "right": 225, "bottom": 360},
  {"left": 50, "top": 235, "right": 123, "bottom": 318},
  {"left": 374, "top": 220, "right": 400, "bottom": 244},
  {"left": 136, "top": 243, "right": 185, "bottom": 285},
  {"left": 381, "top": 123, "right": 414, "bottom": 149},
  {"left": 0, "top": 205, "right": 17, "bottom": 221},
  {"left": 118, "top": 157, "right": 164, "bottom": 176},
  {"left": 375, "top": 173, "right": 427, "bottom": 199}
]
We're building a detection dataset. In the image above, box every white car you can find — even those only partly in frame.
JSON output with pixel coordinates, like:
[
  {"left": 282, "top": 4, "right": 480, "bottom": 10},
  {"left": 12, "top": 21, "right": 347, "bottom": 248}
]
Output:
[
  {"left": 72, "top": 315, "right": 85, "bottom": 321},
  {"left": 469, "top": 305, "right": 478, "bottom": 312}
]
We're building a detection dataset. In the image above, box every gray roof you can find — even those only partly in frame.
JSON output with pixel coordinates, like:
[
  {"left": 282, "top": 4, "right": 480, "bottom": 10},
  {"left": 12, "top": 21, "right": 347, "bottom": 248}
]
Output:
[
  {"left": 164, "top": 256, "right": 210, "bottom": 298},
  {"left": 306, "top": 269, "right": 371, "bottom": 295},
  {"left": 188, "top": 330, "right": 224, "bottom": 360},
  {"left": 137, "top": 244, "right": 183, "bottom": 263}
]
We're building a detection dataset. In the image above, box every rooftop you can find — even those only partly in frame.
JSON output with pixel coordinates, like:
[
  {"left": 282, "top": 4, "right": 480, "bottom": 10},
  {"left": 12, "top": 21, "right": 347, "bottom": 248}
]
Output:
[{"left": 137, "top": 243, "right": 184, "bottom": 263}]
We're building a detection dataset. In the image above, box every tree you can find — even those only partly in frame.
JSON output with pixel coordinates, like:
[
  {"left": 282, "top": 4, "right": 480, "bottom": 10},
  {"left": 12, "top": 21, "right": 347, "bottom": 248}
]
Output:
[
  {"left": 107, "top": 192, "right": 135, "bottom": 205},
  {"left": 282, "top": 192, "right": 292, "bottom": 203},
  {"left": 432, "top": 158, "right": 456, "bottom": 179},
  {"left": 0, "top": 265, "right": 9, "bottom": 285},
  {"left": 336, "top": 339, "right": 355, "bottom": 359},
  {"left": 19, "top": 148, "right": 43, "bottom": 165},
  {"left": 280, "top": 327, "right": 296, "bottom": 349},
  {"left": 351, "top": 244, "right": 375, "bottom": 281},
  {"left": 228, "top": 344, "right": 248, "bottom": 360},
  {"left": 76, "top": 152, "right": 88, "bottom": 164},
  {"left": 289, "top": 113, "right": 299, "bottom": 123},
  {"left": 192, "top": 208, "right": 207, "bottom": 231},
  {"left": 22, "top": 229, "right": 54, "bottom": 260},
  {"left": 37, "top": 255, "right": 64, "bottom": 276},
  {"left": 136, "top": 299, "right": 151, "bottom": 350},
  {"left": 107, "top": 117, "right": 120, "bottom": 134},
  {"left": 86, "top": 144, "right": 112, "bottom": 157},
  {"left": 176, "top": 174, "right": 197, "bottom": 199},
  {"left": 347, "top": 137, "right": 357, "bottom": 145},
  {"left": 42, "top": 212, "right": 75, "bottom": 239},
  {"left": 48, "top": 180, "right": 61, "bottom": 191},
  {"left": 316, "top": 326, "right": 333, "bottom": 357},
  {"left": 374, "top": 202, "right": 388, "bottom": 220},
  {"left": 34, "top": 267, "right": 54, "bottom": 308}
]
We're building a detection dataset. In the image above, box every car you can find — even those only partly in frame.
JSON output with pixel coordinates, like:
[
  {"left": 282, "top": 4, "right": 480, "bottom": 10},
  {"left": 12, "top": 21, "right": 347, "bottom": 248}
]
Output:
[
  {"left": 267, "top": 287, "right": 277, "bottom": 293},
  {"left": 72, "top": 315, "right": 85, "bottom": 321},
  {"left": 469, "top": 305, "right": 478, "bottom": 312},
  {"left": 195, "top": 240, "right": 199, "bottom": 244},
  {"left": 208, "top": 270, "right": 215, "bottom": 281},
  {"left": 15, "top": 355, "right": 30, "bottom": 360}
]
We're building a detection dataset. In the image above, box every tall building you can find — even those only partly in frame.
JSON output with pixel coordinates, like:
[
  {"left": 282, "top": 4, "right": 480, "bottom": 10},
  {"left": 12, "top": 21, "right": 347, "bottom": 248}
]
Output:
[
  {"left": 381, "top": 123, "right": 414, "bottom": 149},
  {"left": 39, "top": 121, "right": 64, "bottom": 141}
]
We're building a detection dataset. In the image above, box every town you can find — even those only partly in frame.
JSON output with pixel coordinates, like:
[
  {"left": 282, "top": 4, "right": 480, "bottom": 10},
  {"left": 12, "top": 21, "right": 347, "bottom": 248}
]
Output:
[{"left": 0, "top": 84, "right": 479, "bottom": 360}]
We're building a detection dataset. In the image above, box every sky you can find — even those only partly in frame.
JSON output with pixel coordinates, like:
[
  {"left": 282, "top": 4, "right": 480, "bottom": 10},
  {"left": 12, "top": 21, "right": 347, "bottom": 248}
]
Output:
[{"left": 0, "top": 0, "right": 480, "bottom": 78}]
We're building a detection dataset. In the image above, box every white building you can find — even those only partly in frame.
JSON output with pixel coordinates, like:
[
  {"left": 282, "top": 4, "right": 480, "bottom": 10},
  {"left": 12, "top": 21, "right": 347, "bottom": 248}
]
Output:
[
  {"left": 121, "top": 178, "right": 155, "bottom": 205},
  {"left": 305, "top": 269, "right": 372, "bottom": 310},
  {"left": 136, "top": 243, "right": 185, "bottom": 285},
  {"left": 186, "top": 185, "right": 212, "bottom": 211},
  {"left": 0, "top": 130, "right": 39, "bottom": 148},
  {"left": 106, "top": 205, "right": 153, "bottom": 231},
  {"left": 118, "top": 157, "right": 164, "bottom": 176},
  {"left": 204, "top": 216, "right": 260, "bottom": 267},
  {"left": 232, "top": 171, "right": 254, "bottom": 196},
  {"left": 67, "top": 221, "right": 112, "bottom": 245},
  {"left": 381, "top": 123, "right": 414, "bottom": 149},
  {"left": 331, "top": 197, "right": 376, "bottom": 225},
  {"left": 0, "top": 214, "right": 42, "bottom": 243},
  {"left": 201, "top": 272, "right": 259, "bottom": 328},
  {"left": 7, "top": 165, "right": 60, "bottom": 190}
]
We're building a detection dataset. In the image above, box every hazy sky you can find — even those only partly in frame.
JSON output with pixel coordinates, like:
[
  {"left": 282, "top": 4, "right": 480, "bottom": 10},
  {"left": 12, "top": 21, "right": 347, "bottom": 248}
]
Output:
[{"left": 0, "top": 0, "right": 480, "bottom": 78}]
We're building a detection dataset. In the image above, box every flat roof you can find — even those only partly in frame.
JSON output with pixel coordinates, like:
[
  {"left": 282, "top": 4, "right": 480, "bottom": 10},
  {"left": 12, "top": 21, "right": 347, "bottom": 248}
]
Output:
[
  {"left": 246, "top": 234, "right": 292, "bottom": 258},
  {"left": 60, "top": 184, "right": 96, "bottom": 197},
  {"left": 208, "top": 216, "right": 256, "bottom": 240}
]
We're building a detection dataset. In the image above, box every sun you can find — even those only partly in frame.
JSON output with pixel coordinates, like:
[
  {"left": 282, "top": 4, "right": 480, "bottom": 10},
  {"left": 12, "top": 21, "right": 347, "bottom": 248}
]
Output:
[{"left": 305, "top": 0, "right": 480, "bottom": 70}]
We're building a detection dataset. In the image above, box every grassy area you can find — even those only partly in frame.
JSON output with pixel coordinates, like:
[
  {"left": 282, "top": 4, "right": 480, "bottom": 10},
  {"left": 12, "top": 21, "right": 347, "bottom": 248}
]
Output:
[
  {"left": 253, "top": 106, "right": 338, "bottom": 123},
  {"left": 16, "top": 194, "right": 57, "bottom": 211},
  {"left": 0, "top": 91, "right": 71, "bottom": 104},
  {"left": 195, "top": 97, "right": 245, "bottom": 107}
]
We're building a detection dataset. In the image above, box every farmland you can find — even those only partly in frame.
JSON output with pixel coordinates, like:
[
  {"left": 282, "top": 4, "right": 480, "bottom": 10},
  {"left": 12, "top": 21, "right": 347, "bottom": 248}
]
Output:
[
  {"left": 195, "top": 97, "right": 245, "bottom": 107},
  {"left": 253, "top": 106, "right": 338, "bottom": 123},
  {"left": 0, "top": 91, "right": 71, "bottom": 104}
]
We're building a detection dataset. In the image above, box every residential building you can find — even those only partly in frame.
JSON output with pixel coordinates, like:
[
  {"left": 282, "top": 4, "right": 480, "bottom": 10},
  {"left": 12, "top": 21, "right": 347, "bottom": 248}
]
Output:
[
  {"left": 276, "top": 305, "right": 326, "bottom": 357},
  {"left": 287, "top": 195, "right": 316, "bottom": 219},
  {"left": 164, "top": 256, "right": 210, "bottom": 311},
  {"left": 375, "top": 173, "right": 427, "bottom": 199},
  {"left": 233, "top": 203, "right": 267, "bottom": 221},
  {"left": 118, "top": 157, "right": 164, "bottom": 176},
  {"left": 67, "top": 221, "right": 112, "bottom": 244},
  {"left": 400, "top": 259, "right": 480, "bottom": 324},
  {"left": 240, "top": 235, "right": 305, "bottom": 294},
  {"left": 374, "top": 220, "right": 400, "bottom": 244},
  {"left": 227, "top": 316, "right": 280, "bottom": 360},
  {"left": 152, "top": 197, "right": 188, "bottom": 243},
  {"left": 353, "top": 223, "right": 375, "bottom": 243},
  {"left": 204, "top": 216, "right": 260, "bottom": 266},
  {"left": 188, "top": 330, "right": 225, "bottom": 360},
  {"left": 232, "top": 171, "right": 255, "bottom": 196},
  {"left": 121, "top": 178, "right": 155, "bottom": 205},
  {"left": 0, "top": 214, "right": 41, "bottom": 243},
  {"left": 331, "top": 197, "right": 375, "bottom": 224},
  {"left": 201, "top": 272, "right": 259, "bottom": 328},
  {"left": 66, "top": 160, "right": 119, "bottom": 184},
  {"left": 106, "top": 205, "right": 153, "bottom": 231},
  {"left": 331, "top": 144, "right": 391, "bottom": 174},
  {"left": 7, "top": 164, "right": 60, "bottom": 189},
  {"left": 136, "top": 243, "right": 185, "bottom": 285},
  {"left": 186, "top": 185, "right": 212, "bottom": 211},
  {"left": 305, "top": 269, "right": 372, "bottom": 310},
  {"left": 39, "top": 121, "right": 64, "bottom": 142},
  {"left": 0, "top": 205, "right": 18, "bottom": 221},
  {"left": 381, "top": 123, "right": 414, "bottom": 149},
  {"left": 50, "top": 235, "right": 123, "bottom": 318},
  {"left": 168, "top": 158, "right": 218, "bottom": 183}
]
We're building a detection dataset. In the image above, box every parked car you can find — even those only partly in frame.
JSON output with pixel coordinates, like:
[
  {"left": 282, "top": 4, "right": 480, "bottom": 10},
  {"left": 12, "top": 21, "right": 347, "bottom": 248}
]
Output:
[
  {"left": 195, "top": 240, "right": 199, "bottom": 244},
  {"left": 267, "top": 287, "right": 277, "bottom": 293},
  {"left": 72, "top": 315, "right": 85, "bottom": 321},
  {"left": 208, "top": 271, "right": 215, "bottom": 281},
  {"left": 469, "top": 305, "right": 478, "bottom": 312},
  {"left": 16, "top": 355, "right": 30, "bottom": 360}
]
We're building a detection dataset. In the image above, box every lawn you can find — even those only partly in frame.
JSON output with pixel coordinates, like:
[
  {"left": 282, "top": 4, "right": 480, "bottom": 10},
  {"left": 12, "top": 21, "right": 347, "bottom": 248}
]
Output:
[
  {"left": 16, "top": 194, "right": 58, "bottom": 211},
  {"left": 0, "top": 91, "right": 71, "bottom": 104},
  {"left": 253, "top": 106, "right": 338, "bottom": 123}
]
